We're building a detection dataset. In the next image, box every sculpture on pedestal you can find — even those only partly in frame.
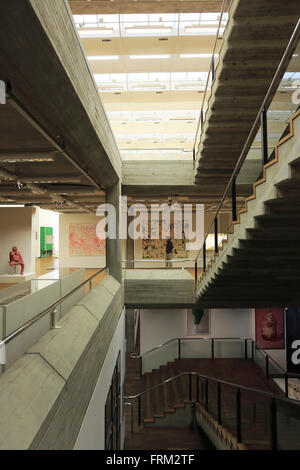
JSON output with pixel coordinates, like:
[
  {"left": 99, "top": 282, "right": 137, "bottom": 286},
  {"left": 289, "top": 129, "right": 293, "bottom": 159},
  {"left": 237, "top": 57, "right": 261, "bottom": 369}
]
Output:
[{"left": 9, "top": 247, "right": 24, "bottom": 275}]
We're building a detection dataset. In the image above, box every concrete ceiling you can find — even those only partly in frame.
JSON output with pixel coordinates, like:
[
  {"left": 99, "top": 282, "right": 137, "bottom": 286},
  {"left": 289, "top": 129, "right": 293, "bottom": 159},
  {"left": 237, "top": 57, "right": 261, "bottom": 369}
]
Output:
[
  {"left": 69, "top": 1, "right": 223, "bottom": 15},
  {"left": 73, "top": 13, "right": 226, "bottom": 156}
]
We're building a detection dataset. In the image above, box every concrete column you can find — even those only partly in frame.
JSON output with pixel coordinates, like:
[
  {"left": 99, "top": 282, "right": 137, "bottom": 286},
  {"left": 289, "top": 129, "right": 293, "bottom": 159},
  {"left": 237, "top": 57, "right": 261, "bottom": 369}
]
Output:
[
  {"left": 126, "top": 215, "right": 134, "bottom": 268},
  {"left": 106, "top": 180, "right": 122, "bottom": 284}
]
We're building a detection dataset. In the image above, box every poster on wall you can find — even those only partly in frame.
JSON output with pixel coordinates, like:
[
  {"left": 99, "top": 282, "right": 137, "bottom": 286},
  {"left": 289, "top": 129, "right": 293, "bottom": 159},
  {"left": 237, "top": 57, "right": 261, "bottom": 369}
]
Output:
[
  {"left": 255, "top": 308, "right": 285, "bottom": 349},
  {"left": 69, "top": 223, "right": 105, "bottom": 256},
  {"left": 286, "top": 308, "right": 300, "bottom": 374}
]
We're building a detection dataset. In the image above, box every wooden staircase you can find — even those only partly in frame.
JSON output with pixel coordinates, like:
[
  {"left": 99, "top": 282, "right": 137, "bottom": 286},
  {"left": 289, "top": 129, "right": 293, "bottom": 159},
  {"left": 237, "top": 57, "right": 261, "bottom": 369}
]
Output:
[
  {"left": 197, "top": 110, "right": 300, "bottom": 307},
  {"left": 125, "top": 356, "right": 295, "bottom": 450}
]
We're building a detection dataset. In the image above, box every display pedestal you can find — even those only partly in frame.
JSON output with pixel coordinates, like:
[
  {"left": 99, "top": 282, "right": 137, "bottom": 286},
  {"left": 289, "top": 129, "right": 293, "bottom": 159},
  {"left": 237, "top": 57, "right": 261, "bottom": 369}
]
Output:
[{"left": 0, "top": 273, "right": 35, "bottom": 283}]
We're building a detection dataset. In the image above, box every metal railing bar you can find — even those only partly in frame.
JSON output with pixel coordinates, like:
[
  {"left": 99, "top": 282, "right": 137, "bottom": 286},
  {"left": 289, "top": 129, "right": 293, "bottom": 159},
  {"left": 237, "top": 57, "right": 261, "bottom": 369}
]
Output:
[
  {"left": 131, "top": 336, "right": 252, "bottom": 359},
  {"left": 2, "top": 266, "right": 107, "bottom": 346},
  {"left": 125, "top": 371, "right": 300, "bottom": 407}
]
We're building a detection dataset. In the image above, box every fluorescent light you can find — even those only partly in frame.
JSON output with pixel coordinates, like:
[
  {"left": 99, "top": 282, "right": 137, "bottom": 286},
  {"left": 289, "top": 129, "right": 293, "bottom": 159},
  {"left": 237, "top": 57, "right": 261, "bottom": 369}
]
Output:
[
  {"left": 125, "top": 27, "right": 173, "bottom": 35},
  {"left": 0, "top": 205, "right": 25, "bottom": 208},
  {"left": 88, "top": 55, "right": 119, "bottom": 61},
  {"left": 0, "top": 155, "right": 55, "bottom": 163},
  {"left": 180, "top": 53, "right": 218, "bottom": 59},
  {"left": 129, "top": 55, "right": 170, "bottom": 60},
  {"left": 78, "top": 29, "right": 114, "bottom": 38},
  {"left": 184, "top": 27, "right": 224, "bottom": 34}
]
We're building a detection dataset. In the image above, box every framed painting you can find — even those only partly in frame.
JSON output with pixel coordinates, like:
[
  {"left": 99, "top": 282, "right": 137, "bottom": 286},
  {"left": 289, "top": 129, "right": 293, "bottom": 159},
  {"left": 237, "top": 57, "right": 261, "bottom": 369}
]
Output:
[
  {"left": 69, "top": 223, "right": 105, "bottom": 256},
  {"left": 255, "top": 308, "right": 285, "bottom": 349}
]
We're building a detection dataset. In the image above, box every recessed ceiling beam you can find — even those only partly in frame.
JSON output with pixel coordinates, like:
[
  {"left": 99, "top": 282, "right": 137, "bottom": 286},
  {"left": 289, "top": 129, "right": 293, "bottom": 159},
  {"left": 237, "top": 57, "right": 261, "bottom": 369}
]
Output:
[
  {"left": 0, "top": 150, "right": 59, "bottom": 162},
  {"left": 7, "top": 94, "right": 102, "bottom": 190},
  {"left": 0, "top": 166, "right": 94, "bottom": 213},
  {"left": 69, "top": 1, "right": 223, "bottom": 14},
  {"left": 21, "top": 176, "right": 82, "bottom": 184}
]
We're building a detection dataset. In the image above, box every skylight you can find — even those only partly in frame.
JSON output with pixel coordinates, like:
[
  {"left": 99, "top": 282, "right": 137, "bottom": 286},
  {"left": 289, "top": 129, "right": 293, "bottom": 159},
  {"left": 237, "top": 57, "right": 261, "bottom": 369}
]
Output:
[
  {"left": 73, "top": 13, "right": 228, "bottom": 38},
  {"left": 94, "top": 72, "right": 210, "bottom": 92}
]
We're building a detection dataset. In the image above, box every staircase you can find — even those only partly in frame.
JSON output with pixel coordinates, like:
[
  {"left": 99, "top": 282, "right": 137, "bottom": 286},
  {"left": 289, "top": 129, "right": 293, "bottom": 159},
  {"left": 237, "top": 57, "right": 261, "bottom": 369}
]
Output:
[
  {"left": 125, "top": 356, "right": 297, "bottom": 450},
  {"left": 195, "top": 0, "right": 300, "bottom": 195},
  {"left": 197, "top": 110, "right": 300, "bottom": 307}
]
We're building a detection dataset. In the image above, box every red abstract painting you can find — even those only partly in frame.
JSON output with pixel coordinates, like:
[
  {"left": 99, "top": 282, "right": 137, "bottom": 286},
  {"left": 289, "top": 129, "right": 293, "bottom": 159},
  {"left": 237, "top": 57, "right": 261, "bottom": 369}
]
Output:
[{"left": 69, "top": 223, "right": 105, "bottom": 256}]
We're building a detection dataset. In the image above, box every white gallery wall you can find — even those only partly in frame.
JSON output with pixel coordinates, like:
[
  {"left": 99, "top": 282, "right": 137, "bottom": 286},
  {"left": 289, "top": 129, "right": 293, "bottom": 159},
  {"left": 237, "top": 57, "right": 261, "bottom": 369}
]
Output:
[
  {"left": 59, "top": 213, "right": 105, "bottom": 268},
  {"left": 0, "top": 207, "right": 36, "bottom": 274},
  {"left": 210, "top": 308, "right": 253, "bottom": 338},
  {"left": 140, "top": 309, "right": 187, "bottom": 354},
  {"left": 140, "top": 308, "right": 254, "bottom": 354},
  {"left": 140, "top": 308, "right": 288, "bottom": 370}
]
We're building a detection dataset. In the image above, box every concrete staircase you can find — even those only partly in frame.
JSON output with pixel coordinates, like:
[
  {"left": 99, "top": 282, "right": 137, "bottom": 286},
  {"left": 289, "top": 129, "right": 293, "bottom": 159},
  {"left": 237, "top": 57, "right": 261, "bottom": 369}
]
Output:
[
  {"left": 195, "top": 0, "right": 300, "bottom": 195},
  {"left": 197, "top": 110, "right": 300, "bottom": 307}
]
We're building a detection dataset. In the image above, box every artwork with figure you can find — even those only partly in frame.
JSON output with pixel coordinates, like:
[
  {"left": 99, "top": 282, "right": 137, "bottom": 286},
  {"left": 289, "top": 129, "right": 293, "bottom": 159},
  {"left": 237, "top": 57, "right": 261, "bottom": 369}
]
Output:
[
  {"left": 69, "top": 223, "right": 105, "bottom": 256},
  {"left": 255, "top": 308, "right": 285, "bottom": 349},
  {"left": 142, "top": 220, "right": 187, "bottom": 259}
]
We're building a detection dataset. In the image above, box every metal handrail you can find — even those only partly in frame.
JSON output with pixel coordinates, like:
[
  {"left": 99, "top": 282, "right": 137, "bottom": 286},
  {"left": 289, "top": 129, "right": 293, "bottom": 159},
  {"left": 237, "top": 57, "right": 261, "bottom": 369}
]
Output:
[
  {"left": 125, "top": 371, "right": 300, "bottom": 406},
  {"left": 1, "top": 266, "right": 107, "bottom": 346},
  {"left": 194, "top": 19, "right": 300, "bottom": 265},
  {"left": 131, "top": 334, "right": 300, "bottom": 381},
  {"left": 123, "top": 258, "right": 195, "bottom": 264},
  {"left": 192, "top": 0, "right": 229, "bottom": 159},
  {"left": 131, "top": 336, "right": 250, "bottom": 359},
  {"left": 255, "top": 341, "right": 300, "bottom": 380}
]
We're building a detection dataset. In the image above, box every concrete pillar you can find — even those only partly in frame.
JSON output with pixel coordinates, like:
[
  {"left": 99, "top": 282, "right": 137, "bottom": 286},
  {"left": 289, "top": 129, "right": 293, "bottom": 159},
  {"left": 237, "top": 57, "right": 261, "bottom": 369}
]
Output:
[
  {"left": 126, "top": 215, "right": 135, "bottom": 268},
  {"left": 106, "top": 180, "right": 122, "bottom": 284}
]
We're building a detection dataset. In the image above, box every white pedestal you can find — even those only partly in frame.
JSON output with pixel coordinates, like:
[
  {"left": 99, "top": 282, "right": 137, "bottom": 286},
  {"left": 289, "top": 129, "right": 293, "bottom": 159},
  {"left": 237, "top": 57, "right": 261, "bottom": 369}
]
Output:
[{"left": 0, "top": 273, "right": 35, "bottom": 284}]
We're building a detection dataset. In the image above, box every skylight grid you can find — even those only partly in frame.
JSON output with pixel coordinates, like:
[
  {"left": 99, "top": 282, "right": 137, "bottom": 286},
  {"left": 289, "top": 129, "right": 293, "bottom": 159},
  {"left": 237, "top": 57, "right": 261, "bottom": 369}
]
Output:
[
  {"left": 94, "top": 72, "right": 210, "bottom": 92},
  {"left": 74, "top": 12, "right": 229, "bottom": 38}
]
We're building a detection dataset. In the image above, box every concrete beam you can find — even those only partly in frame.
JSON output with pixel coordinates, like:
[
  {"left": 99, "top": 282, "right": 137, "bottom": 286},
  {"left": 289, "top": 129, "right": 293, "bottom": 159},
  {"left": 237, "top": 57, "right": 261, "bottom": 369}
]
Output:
[
  {"left": 0, "top": 0, "right": 122, "bottom": 188},
  {"left": 69, "top": 0, "right": 223, "bottom": 14}
]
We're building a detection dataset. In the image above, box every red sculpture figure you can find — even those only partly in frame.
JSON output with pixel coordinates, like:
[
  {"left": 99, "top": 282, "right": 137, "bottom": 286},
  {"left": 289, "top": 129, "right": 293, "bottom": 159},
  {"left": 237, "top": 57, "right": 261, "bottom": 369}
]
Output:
[{"left": 9, "top": 246, "right": 25, "bottom": 275}]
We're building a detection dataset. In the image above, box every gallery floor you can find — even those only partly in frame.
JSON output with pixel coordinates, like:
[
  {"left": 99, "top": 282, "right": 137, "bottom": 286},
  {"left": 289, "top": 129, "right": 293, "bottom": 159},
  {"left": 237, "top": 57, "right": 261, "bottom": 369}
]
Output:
[{"left": 0, "top": 256, "right": 107, "bottom": 292}]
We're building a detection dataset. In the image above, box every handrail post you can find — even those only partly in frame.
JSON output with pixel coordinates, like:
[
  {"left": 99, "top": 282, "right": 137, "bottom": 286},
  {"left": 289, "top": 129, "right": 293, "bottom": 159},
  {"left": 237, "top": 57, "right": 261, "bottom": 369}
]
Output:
[
  {"left": 205, "top": 379, "right": 209, "bottom": 411},
  {"left": 203, "top": 242, "right": 206, "bottom": 272},
  {"left": 50, "top": 308, "right": 61, "bottom": 330},
  {"left": 194, "top": 261, "right": 198, "bottom": 284},
  {"left": 138, "top": 396, "right": 141, "bottom": 427},
  {"left": 218, "top": 383, "right": 222, "bottom": 425},
  {"left": 211, "top": 54, "right": 215, "bottom": 82},
  {"left": 178, "top": 338, "right": 181, "bottom": 360},
  {"left": 270, "top": 398, "right": 278, "bottom": 450},
  {"left": 244, "top": 338, "right": 248, "bottom": 360},
  {"left": 140, "top": 356, "right": 143, "bottom": 377},
  {"left": 285, "top": 374, "right": 289, "bottom": 398},
  {"left": 266, "top": 355, "right": 269, "bottom": 378},
  {"left": 214, "top": 217, "right": 218, "bottom": 253},
  {"left": 211, "top": 338, "right": 215, "bottom": 360},
  {"left": 200, "top": 109, "right": 204, "bottom": 127},
  {"left": 236, "top": 388, "right": 242, "bottom": 443},
  {"left": 189, "top": 373, "right": 192, "bottom": 402},
  {"left": 261, "top": 106, "right": 269, "bottom": 166},
  {"left": 232, "top": 176, "right": 237, "bottom": 222},
  {"left": 193, "top": 148, "right": 195, "bottom": 162},
  {"left": 89, "top": 279, "right": 93, "bottom": 292},
  {"left": 197, "top": 376, "right": 199, "bottom": 402}
]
